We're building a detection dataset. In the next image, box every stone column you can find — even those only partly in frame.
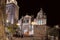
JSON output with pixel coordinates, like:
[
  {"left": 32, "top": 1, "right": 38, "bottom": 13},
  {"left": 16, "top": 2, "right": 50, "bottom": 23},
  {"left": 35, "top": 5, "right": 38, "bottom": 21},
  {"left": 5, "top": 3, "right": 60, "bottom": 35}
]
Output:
[{"left": 0, "top": 0, "right": 6, "bottom": 40}]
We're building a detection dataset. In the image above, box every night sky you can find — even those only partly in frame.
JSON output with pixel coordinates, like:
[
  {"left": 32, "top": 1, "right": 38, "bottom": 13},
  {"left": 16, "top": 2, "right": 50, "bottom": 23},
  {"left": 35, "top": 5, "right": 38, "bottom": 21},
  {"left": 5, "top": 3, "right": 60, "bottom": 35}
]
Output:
[{"left": 16, "top": 0, "right": 60, "bottom": 27}]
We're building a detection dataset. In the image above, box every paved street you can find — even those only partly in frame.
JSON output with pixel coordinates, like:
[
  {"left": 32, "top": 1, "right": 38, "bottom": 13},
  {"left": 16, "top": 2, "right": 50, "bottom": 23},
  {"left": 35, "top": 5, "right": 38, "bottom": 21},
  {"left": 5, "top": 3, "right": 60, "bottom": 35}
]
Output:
[
  {"left": 11, "top": 25, "right": 47, "bottom": 40},
  {"left": 12, "top": 36, "right": 44, "bottom": 40}
]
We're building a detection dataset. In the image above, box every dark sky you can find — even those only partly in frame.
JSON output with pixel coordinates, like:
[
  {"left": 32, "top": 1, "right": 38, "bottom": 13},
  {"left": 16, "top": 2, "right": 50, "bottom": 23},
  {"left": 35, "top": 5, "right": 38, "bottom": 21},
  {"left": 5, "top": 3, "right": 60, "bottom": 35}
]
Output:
[{"left": 16, "top": 0, "right": 60, "bottom": 27}]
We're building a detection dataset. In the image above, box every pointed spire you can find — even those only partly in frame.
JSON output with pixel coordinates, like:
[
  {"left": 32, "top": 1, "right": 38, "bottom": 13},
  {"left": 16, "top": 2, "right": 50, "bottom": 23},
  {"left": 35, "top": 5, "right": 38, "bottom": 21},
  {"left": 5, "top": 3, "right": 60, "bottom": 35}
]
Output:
[
  {"left": 37, "top": 8, "right": 43, "bottom": 19},
  {"left": 37, "top": 8, "right": 43, "bottom": 15},
  {"left": 39, "top": 8, "right": 43, "bottom": 14}
]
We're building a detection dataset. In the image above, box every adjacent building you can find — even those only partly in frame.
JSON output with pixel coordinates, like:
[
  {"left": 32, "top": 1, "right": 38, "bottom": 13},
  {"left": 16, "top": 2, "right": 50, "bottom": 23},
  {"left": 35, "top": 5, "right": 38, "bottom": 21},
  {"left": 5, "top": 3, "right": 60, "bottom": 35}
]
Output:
[
  {"left": 22, "top": 15, "right": 34, "bottom": 36},
  {"left": 33, "top": 8, "right": 47, "bottom": 40},
  {"left": 18, "top": 15, "right": 34, "bottom": 36}
]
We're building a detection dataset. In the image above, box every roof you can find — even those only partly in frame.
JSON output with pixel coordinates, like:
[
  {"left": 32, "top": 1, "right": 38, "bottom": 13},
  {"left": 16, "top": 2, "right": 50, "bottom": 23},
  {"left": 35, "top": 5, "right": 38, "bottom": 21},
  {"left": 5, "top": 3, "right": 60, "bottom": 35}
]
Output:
[
  {"left": 6, "top": 0, "right": 17, "bottom": 5},
  {"left": 24, "top": 15, "right": 31, "bottom": 18}
]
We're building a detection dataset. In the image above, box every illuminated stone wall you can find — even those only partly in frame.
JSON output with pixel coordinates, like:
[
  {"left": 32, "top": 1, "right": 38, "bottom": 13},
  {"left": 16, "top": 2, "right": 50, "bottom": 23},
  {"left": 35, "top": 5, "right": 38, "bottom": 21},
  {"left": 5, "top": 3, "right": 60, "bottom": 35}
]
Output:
[
  {"left": 35, "top": 8, "right": 46, "bottom": 25},
  {"left": 6, "top": 4, "right": 15, "bottom": 24},
  {"left": 6, "top": 3, "right": 19, "bottom": 24}
]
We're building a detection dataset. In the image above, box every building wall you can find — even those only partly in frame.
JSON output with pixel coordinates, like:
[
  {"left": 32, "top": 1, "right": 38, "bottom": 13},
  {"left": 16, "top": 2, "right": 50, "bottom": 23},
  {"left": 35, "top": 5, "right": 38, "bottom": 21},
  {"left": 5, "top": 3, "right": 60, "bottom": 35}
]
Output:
[
  {"left": 6, "top": 4, "right": 15, "bottom": 24},
  {"left": 14, "top": 5, "right": 19, "bottom": 20},
  {"left": 33, "top": 8, "right": 47, "bottom": 39},
  {"left": 6, "top": 3, "right": 19, "bottom": 24},
  {"left": 20, "top": 15, "right": 34, "bottom": 36},
  {"left": 34, "top": 25, "right": 47, "bottom": 40}
]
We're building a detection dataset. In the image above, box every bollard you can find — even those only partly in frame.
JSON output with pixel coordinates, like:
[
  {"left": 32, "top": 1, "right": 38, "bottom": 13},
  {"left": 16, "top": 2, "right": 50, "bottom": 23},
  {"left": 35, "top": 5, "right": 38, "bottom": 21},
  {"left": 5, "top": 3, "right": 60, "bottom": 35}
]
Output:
[
  {"left": 50, "top": 36, "right": 54, "bottom": 40},
  {"left": 55, "top": 36, "right": 58, "bottom": 40}
]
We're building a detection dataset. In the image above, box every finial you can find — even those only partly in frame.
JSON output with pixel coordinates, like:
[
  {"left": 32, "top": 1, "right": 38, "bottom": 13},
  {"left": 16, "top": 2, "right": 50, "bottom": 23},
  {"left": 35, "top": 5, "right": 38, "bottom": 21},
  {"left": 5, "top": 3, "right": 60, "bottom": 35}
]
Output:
[{"left": 40, "top": 8, "right": 43, "bottom": 13}]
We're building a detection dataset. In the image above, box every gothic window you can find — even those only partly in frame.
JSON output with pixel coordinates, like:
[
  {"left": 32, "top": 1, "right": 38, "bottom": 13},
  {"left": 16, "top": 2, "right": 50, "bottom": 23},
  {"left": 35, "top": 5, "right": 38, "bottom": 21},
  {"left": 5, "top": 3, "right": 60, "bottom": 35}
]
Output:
[
  {"left": 37, "top": 20, "right": 43, "bottom": 25},
  {"left": 26, "top": 20, "right": 29, "bottom": 23}
]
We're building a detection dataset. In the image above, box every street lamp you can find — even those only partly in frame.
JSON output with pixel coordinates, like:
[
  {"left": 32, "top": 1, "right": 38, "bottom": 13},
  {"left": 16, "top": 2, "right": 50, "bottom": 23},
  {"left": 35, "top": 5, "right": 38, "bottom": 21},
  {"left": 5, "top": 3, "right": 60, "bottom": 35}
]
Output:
[
  {"left": 6, "top": 20, "right": 9, "bottom": 26},
  {"left": 31, "top": 22, "right": 37, "bottom": 25},
  {"left": 54, "top": 25, "right": 59, "bottom": 40},
  {"left": 6, "top": 20, "right": 9, "bottom": 23},
  {"left": 55, "top": 25, "right": 59, "bottom": 29},
  {"left": 16, "top": 23, "right": 20, "bottom": 26}
]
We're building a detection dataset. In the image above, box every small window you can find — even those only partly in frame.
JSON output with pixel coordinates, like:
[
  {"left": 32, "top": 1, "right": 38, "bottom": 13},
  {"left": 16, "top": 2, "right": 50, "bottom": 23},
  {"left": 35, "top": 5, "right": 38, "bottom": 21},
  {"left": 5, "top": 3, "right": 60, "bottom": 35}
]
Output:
[
  {"left": 23, "top": 20, "right": 29, "bottom": 23},
  {"left": 26, "top": 20, "right": 29, "bottom": 23}
]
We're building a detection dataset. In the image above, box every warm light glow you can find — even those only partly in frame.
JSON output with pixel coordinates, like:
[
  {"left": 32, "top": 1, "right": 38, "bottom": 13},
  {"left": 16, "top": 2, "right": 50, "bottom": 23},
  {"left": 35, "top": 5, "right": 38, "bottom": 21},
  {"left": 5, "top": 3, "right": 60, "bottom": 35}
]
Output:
[
  {"left": 31, "top": 22, "right": 37, "bottom": 25},
  {"left": 55, "top": 25, "right": 59, "bottom": 28},
  {"left": 6, "top": 20, "right": 9, "bottom": 23},
  {"left": 16, "top": 23, "right": 20, "bottom": 26}
]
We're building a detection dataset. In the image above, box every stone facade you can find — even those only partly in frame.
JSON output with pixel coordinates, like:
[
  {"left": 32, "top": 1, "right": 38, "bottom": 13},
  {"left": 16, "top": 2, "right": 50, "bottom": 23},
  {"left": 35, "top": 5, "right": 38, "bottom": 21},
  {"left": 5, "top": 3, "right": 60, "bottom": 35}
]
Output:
[
  {"left": 23, "top": 15, "right": 34, "bottom": 36},
  {"left": 6, "top": 0, "right": 19, "bottom": 24},
  {"left": 18, "top": 15, "right": 34, "bottom": 36},
  {"left": 34, "top": 8, "right": 46, "bottom": 25},
  {"left": 33, "top": 8, "right": 47, "bottom": 39}
]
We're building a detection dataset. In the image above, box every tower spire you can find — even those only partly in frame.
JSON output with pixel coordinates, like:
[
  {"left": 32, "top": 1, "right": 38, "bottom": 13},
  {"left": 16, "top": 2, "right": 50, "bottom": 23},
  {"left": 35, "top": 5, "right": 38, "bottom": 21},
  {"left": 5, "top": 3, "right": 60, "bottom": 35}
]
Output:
[
  {"left": 40, "top": 8, "right": 43, "bottom": 14},
  {"left": 37, "top": 8, "right": 43, "bottom": 19}
]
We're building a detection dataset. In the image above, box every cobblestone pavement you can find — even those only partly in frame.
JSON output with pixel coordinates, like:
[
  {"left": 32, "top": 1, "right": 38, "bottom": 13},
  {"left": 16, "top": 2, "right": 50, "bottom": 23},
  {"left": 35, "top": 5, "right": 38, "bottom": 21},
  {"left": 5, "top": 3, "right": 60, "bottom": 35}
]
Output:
[{"left": 12, "top": 36, "right": 45, "bottom": 40}]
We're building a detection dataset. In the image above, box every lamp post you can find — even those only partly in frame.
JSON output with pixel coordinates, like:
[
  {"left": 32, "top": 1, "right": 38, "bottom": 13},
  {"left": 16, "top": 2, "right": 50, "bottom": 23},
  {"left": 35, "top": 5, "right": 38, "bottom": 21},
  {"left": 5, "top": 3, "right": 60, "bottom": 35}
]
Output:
[
  {"left": 21, "top": 17, "right": 24, "bottom": 38},
  {"left": 6, "top": 20, "right": 9, "bottom": 26},
  {"left": 55, "top": 25, "right": 59, "bottom": 40}
]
